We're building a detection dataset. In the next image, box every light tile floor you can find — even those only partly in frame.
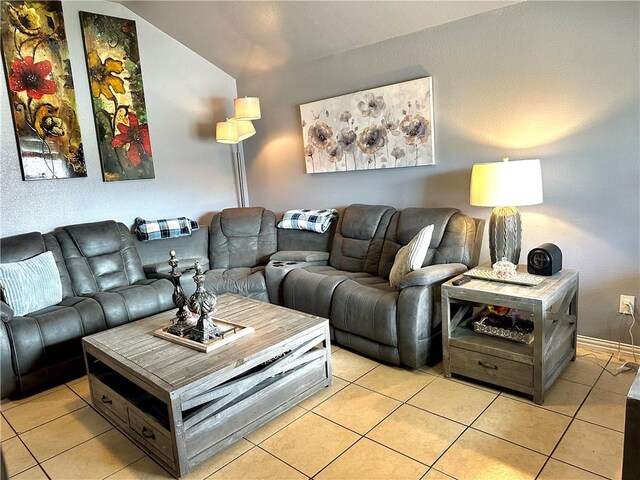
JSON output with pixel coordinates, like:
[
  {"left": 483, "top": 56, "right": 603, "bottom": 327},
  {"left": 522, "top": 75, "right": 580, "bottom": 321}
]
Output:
[{"left": 0, "top": 345, "right": 631, "bottom": 479}]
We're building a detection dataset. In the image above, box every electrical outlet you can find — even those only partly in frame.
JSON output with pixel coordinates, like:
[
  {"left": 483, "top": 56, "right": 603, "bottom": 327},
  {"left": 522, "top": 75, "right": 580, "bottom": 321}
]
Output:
[{"left": 620, "top": 295, "right": 636, "bottom": 315}]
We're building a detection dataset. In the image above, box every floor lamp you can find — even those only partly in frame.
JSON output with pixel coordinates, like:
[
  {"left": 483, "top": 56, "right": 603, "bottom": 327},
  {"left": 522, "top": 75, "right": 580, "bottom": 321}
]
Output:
[{"left": 215, "top": 97, "right": 261, "bottom": 208}]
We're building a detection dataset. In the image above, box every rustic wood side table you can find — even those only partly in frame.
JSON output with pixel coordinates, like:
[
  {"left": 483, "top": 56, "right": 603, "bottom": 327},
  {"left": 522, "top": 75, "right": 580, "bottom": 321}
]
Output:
[{"left": 442, "top": 268, "right": 578, "bottom": 404}]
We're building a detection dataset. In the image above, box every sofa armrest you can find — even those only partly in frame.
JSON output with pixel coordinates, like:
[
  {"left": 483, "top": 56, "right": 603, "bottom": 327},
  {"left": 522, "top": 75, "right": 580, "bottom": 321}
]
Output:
[
  {"left": 398, "top": 263, "right": 467, "bottom": 289},
  {"left": 0, "top": 318, "right": 17, "bottom": 398},
  {"left": 271, "top": 250, "right": 329, "bottom": 264},
  {"left": 1, "top": 301, "right": 14, "bottom": 323},
  {"left": 265, "top": 260, "right": 314, "bottom": 305}
]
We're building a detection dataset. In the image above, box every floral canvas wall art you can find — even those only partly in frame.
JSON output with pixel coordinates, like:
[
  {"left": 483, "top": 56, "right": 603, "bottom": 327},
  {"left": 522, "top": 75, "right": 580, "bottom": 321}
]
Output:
[
  {"left": 79, "top": 12, "right": 154, "bottom": 181},
  {"left": 1, "top": 1, "right": 86, "bottom": 180},
  {"left": 299, "top": 77, "right": 434, "bottom": 174}
]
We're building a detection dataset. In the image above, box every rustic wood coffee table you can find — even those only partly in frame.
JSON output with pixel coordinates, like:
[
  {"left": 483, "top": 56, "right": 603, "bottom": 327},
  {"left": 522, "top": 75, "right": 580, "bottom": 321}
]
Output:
[{"left": 82, "top": 294, "right": 332, "bottom": 478}]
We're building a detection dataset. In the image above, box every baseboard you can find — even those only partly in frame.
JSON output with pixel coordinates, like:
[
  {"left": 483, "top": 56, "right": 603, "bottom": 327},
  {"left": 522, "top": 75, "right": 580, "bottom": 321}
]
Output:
[{"left": 578, "top": 334, "right": 639, "bottom": 360}]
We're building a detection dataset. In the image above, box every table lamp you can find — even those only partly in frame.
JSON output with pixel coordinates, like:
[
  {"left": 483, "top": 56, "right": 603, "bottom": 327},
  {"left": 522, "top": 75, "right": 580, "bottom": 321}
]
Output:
[
  {"left": 216, "top": 97, "right": 261, "bottom": 208},
  {"left": 470, "top": 158, "right": 543, "bottom": 265}
]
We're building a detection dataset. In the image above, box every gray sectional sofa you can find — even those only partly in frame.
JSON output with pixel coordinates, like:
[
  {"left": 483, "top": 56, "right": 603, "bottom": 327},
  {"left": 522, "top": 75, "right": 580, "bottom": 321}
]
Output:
[{"left": 0, "top": 204, "right": 482, "bottom": 399}]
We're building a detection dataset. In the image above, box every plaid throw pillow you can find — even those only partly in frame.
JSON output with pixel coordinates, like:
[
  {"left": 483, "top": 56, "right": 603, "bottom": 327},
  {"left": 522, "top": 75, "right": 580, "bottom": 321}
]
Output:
[
  {"left": 134, "top": 217, "right": 200, "bottom": 241},
  {"left": 277, "top": 209, "right": 338, "bottom": 234}
]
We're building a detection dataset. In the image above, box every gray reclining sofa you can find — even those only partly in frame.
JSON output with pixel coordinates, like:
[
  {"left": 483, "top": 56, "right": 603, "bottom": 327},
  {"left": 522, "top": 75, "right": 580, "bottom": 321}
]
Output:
[
  {"left": 0, "top": 204, "right": 481, "bottom": 399},
  {"left": 270, "top": 204, "right": 481, "bottom": 367},
  {"left": 0, "top": 222, "right": 173, "bottom": 398}
]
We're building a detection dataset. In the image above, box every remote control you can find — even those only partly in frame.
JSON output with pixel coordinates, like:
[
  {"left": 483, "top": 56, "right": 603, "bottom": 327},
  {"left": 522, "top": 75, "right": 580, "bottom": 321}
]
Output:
[{"left": 452, "top": 276, "right": 471, "bottom": 286}]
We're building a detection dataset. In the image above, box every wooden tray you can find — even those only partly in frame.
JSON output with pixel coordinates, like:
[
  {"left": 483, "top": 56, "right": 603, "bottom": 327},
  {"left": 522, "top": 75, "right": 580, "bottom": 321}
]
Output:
[{"left": 153, "top": 317, "right": 254, "bottom": 353}]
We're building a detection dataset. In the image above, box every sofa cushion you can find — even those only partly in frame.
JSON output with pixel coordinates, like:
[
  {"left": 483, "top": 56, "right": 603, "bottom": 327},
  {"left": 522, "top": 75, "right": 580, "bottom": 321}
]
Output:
[
  {"left": 389, "top": 224, "right": 433, "bottom": 288},
  {"left": 332, "top": 279, "right": 400, "bottom": 348},
  {"left": 89, "top": 279, "right": 173, "bottom": 328},
  {"left": 55, "top": 221, "right": 146, "bottom": 295},
  {"left": 0, "top": 251, "right": 62, "bottom": 316},
  {"left": 63, "top": 220, "right": 123, "bottom": 257},
  {"left": 329, "top": 204, "right": 395, "bottom": 275},
  {"left": 282, "top": 268, "right": 349, "bottom": 318},
  {"left": 379, "top": 208, "right": 475, "bottom": 279},
  {"left": 210, "top": 208, "right": 277, "bottom": 269},
  {"left": 0, "top": 232, "right": 46, "bottom": 263},
  {"left": 205, "top": 267, "right": 269, "bottom": 302}
]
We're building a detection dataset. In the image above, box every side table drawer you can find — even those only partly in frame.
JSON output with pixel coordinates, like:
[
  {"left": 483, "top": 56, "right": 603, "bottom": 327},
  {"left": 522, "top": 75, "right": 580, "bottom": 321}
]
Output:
[
  {"left": 449, "top": 347, "right": 533, "bottom": 388},
  {"left": 90, "top": 377, "right": 129, "bottom": 424},
  {"left": 128, "top": 408, "right": 173, "bottom": 462}
]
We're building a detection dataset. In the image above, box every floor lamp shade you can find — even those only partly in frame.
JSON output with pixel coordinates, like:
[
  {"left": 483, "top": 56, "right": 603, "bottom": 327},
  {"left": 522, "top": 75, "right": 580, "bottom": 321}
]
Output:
[
  {"left": 216, "top": 121, "right": 239, "bottom": 144},
  {"left": 234, "top": 97, "right": 261, "bottom": 120},
  {"left": 470, "top": 159, "right": 543, "bottom": 265},
  {"left": 228, "top": 118, "right": 256, "bottom": 141}
]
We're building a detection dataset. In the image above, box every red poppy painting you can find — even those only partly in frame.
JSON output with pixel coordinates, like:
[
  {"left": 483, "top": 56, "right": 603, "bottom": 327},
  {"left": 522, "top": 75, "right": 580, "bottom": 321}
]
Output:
[
  {"left": 1, "top": 1, "right": 86, "bottom": 180},
  {"left": 79, "top": 12, "right": 154, "bottom": 181}
]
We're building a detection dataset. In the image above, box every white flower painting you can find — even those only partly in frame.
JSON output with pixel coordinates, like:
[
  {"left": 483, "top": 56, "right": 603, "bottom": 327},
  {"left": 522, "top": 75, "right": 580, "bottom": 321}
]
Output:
[{"left": 299, "top": 77, "right": 435, "bottom": 174}]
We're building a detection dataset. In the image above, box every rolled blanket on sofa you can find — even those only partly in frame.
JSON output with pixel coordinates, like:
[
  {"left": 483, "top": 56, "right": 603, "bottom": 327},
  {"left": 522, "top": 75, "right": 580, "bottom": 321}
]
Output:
[
  {"left": 134, "top": 217, "right": 199, "bottom": 241},
  {"left": 277, "top": 209, "right": 338, "bottom": 233}
]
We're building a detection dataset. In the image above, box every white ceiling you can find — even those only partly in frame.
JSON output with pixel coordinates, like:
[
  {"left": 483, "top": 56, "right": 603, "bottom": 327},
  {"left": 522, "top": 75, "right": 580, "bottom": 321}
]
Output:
[{"left": 120, "top": 1, "right": 518, "bottom": 79}]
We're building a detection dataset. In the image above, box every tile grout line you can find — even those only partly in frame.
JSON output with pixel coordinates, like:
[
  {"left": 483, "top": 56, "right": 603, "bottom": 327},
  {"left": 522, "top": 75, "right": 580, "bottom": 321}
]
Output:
[
  {"left": 255, "top": 444, "right": 314, "bottom": 479},
  {"left": 0, "top": 385, "right": 68, "bottom": 413},
  {"left": 3, "top": 435, "right": 39, "bottom": 479},
  {"left": 535, "top": 354, "right": 613, "bottom": 480},
  {"left": 9, "top": 400, "right": 91, "bottom": 437},
  {"left": 4, "top": 386, "right": 88, "bottom": 437},
  {"left": 424, "top": 389, "right": 502, "bottom": 477}
]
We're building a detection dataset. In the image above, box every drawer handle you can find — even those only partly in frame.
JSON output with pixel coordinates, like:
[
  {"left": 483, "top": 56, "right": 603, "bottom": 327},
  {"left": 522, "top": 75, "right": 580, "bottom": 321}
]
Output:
[
  {"left": 478, "top": 361, "right": 498, "bottom": 370},
  {"left": 101, "top": 395, "right": 112, "bottom": 405},
  {"left": 141, "top": 426, "right": 155, "bottom": 440}
]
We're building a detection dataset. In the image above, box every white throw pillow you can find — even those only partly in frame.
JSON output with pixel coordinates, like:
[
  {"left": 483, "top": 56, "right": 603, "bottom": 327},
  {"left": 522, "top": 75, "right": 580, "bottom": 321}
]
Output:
[
  {"left": 389, "top": 225, "right": 434, "bottom": 288},
  {"left": 0, "top": 251, "right": 63, "bottom": 316}
]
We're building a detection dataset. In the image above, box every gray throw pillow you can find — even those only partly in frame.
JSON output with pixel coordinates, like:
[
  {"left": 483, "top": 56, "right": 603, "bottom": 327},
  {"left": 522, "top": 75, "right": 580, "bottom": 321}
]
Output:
[{"left": 0, "top": 251, "right": 63, "bottom": 316}]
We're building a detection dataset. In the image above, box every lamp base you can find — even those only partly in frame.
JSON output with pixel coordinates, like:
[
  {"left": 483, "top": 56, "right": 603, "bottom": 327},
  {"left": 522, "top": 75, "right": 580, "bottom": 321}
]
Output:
[{"left": 489, "top": 206, "right": 522, "bottom": 265}]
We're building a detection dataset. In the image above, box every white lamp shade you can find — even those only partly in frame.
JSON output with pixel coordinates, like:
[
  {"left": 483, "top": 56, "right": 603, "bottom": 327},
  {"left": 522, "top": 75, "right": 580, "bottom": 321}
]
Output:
[
  {"left": 234, "top": 97, "right": 261, "bottom": 120},
  {"left": 216, "top": 121, "right": 239, "bottom": 144},
  {"left": 228, "top": 118, "right": 256, "bottom": 141},
  {"left": 470, "top": 159, "right": 543, "bottom": 207}
]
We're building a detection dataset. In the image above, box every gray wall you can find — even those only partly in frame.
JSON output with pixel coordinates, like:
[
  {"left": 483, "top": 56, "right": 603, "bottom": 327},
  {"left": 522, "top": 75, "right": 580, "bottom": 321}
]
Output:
[
  {"left": 238, "top": 1, "right": 640, "bottom": 342},
  {"left": 1, "top": 1, "right": 240, "bottom": 237}
]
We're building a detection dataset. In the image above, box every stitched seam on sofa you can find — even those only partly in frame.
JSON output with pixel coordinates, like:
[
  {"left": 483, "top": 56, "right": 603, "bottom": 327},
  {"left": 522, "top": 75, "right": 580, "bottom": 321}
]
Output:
[
  {"left": 31, "top": 314, "right": 49, "bottom": 385},
  {"left": 313, "top": 278, "right": 321, "bottom": 317},
  {"left": 64, "top": 230, "right": 101, "bottom": 293},
  {"left": 6, "top": 323, "right": 24, "bottom": 392},
  {"left": 341, "top": 282, "right": 357, "bottom": 332},
  {"left": 76, "top": 303, "right": 88, "bottom": 338},
  {"left": 118, "top": 225, "right": 136, "bottom": 284},
  {"left": 121, "top": 290, "right": 133, "bottom": 320},
  {"left": 119, "top": 250, "right": 131, "bottom": 286},
  {"left": 289, "top": 272, "right": 300, "bottom": 311},
  {"left": 371, "top": 290, "right": 384, "bottom": 345}
]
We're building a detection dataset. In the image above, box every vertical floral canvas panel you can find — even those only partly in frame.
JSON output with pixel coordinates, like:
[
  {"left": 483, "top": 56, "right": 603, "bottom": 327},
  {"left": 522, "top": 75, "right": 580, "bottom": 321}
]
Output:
[
  {"left": 79, "top": 12, "right": 154, "bottom": 181},
  {"left": 299, "top": 77, "right": 434, "bottom": 174},
  {"left": 1, "top": 1, "right": 86, "bottom": 180}
]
